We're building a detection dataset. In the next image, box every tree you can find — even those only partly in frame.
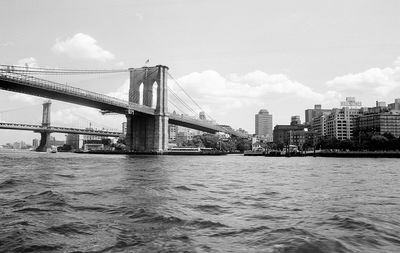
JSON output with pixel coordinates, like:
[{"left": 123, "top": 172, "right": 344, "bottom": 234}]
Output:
[{"left": 370, "top": 135, "right": 389, "bottom": 151}]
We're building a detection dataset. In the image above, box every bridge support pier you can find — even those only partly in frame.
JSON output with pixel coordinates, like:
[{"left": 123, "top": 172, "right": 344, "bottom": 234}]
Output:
[
  {"left": 126, "top": 65, "right": 169, "bottom": 153},
  {"left": 126, "top": 114, "right": 169, "bottom": 153},
  {"left": 36, "top": 132, "right": 51, "bottom": 152},
  {"left": 36, "top": 100, "right": 52, "bottom": 152}
]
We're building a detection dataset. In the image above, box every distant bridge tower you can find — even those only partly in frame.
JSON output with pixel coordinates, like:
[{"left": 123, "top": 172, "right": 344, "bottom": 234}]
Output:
[
  {"left": 36, "top": 100, "right": 52, "bottom": 152},
  {"left": 125, "top": 65, "right": 169, "bottom": 153}
]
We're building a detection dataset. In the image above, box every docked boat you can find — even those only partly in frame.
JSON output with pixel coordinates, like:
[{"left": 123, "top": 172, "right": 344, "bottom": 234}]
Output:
[
  {"left": 166, "top": 147, "right": 227, "bottom": 155},
  {"left": 50, "top": 145, "right": 57, "bottom": 153},
  {"left": 244, "top": 148, "right": 265, "bottom": 156}
]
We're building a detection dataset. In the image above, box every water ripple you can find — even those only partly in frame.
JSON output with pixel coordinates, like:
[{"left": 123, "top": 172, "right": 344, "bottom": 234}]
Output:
[{"left": 0, "top": 151, "right": 399, "bottom": 252}]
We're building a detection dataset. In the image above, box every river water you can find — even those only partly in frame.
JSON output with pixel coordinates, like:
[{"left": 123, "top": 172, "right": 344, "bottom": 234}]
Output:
[{"left": 0, "top": 150, "right": 399, "bottom": 252}]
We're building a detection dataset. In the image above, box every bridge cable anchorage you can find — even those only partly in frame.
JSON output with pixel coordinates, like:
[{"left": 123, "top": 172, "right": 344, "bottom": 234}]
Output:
[{"left": 168, "top": 72, "right": 215, "bottom": 121}]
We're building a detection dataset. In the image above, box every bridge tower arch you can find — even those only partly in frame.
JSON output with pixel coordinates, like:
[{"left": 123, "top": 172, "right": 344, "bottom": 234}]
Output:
[{"left": 126, "top": 65, "right": 169, "bottom": 153}]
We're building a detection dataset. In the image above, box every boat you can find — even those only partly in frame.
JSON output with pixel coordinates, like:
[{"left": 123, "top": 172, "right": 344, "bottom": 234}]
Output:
[
  {"left": 166, "top": 147, "right": 227, "bottom": 155},
  {"left": 244, "top": 148, "right": 265, "bottom": 156},
  {"left": 50, "top": 145, "right": 57, "bottom": 153}
]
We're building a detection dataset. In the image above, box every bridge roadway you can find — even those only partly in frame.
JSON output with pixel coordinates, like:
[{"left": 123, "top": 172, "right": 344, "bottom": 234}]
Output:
[
  {"left": 0, "top": 122, "right": 122, "bottom": 137},
  {"left": 0, "top": 70, "right": 247, "bottom": 138}
]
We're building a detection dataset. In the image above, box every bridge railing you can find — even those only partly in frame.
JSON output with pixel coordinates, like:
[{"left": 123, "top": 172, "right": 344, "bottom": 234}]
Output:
[
  {"left": 0, "top": 122, "right": 43, "bottom": 130},
  {"left": 0, "top": 69, "right": 155, "bottom": 114},
  {"left": 0, "top": 69, "right": 157, "bottom": 115},
  {"left": 0, "top": 70, "right": 128, "bottom": 107}
]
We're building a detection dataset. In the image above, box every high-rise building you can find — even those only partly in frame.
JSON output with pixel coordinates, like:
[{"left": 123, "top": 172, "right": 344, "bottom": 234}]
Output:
[
  {"left": 255, "top": 109, "right": 273, "bottom": 138},
  {"left": 66, "top": 134, "right": 81, "bottom": 150},
  {"left": 32, "top": 139, "right": 39, "bottom": 149},
  {"left": 305, "top": 104, "right": 331, "bottom": 126},
  {"left": 388, "top": 98, "right": 400, "bottom": 111},
  {"left": 122, "top": 122, "right": 127, "bottom": 136},
  {"left": 168, "top": 124, "right": 178, "bottom": 142},
  {"left": 312, "top": 97, "right": 363, "bottom": 140},
  {"left": 324, "top": 107, "right": 362, "bottom": 140}
]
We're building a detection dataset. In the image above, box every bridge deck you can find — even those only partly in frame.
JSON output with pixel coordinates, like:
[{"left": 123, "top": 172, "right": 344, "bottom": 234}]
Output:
[
  {"left": 0, "top": 70, "right": 247, "bottom": 138},
  {"left": 0, "top": 122, "right": 122, "bottom": 137}
]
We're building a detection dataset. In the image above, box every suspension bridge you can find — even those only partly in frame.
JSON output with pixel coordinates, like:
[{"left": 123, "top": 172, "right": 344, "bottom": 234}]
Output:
[{"left": 0, "top": 64, "right": 248, "bottom": 153}]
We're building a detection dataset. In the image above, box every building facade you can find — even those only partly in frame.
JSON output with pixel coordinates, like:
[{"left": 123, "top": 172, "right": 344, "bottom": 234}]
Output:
[
  {"left": 66, "top": 134, "right": 82, "bottom": 151},
  {"left": 273, "top": 124, "right": 305, "bottom": 146},
  {"left": 305, "top": 104, "right": 331, "bottom": 126},
  {"left": 255, "top": 109, "right": 273, "bottom": 139},
  {"left": 323, "top": 107, "right": 362, "bottom": 140},
  {"left": 354, "top": 99, "right": 400, "bottom": 138},
  {"left": 168, "top": 124, "right": 178, "bottom": 142}
]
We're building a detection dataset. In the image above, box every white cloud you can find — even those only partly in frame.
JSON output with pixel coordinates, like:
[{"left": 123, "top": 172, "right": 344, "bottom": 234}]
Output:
[
  {"left": 136, "top": 13, "right": 144, "bottom": 21},
  {"left": 16, "top": 57, "right": 38, "bottom": 67},
  {"left": 52, "top": 33, "right": 115, "bottom": 62},
  {"left": 0, "top": 41, "right": 13, "bottom": 47},
  {"left": 107, "top": 79, "right": 129, "bottom": 100},
  {"left": 107, "top": 70, "right": 339, "bottom": 130},
  {"left": 169, "top": 70, "right": 333, "bottom": 112},
  {"left": 9, "top": 93, "right": 41, "bottom": 105},
  {"left": 326, "top": 59, "right": 400, "bottom": 96},
  {"left": 394, "top": 57, "right": 400, "bottom": 67}
]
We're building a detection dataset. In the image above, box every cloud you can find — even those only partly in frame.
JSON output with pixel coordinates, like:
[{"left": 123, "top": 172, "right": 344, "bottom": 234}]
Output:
[
  {"left": 107, "top": 70, "right": 338, "bottom": 130},
  {"left": 16, "top": 57, "right": 38, "bottom": 67},
  {"left": 168, "top": 70, "right": 334, "bottom": 113},
  {"left": 0, "top": 41, "right": 13, "bottom": 47},
  {"left": 9, "top": 93, "right": 41, "bottom": 105},
  {"left": 136, "top": 13, "right": 144, "bottom": 21},
  {"left": 394, "top": 56, "right": 400, "bottom": 67},
  {"left": 107, "top": 79, "right": 129, "bottom": 100},
  {"left": 52, "top": 33, "right": 115, "bottom": 62},
  {"left": 326, "top": 58, "right": 400, "bottom": 96}
]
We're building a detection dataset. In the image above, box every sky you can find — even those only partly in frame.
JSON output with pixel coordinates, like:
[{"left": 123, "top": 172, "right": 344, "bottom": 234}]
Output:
[{"left": 1, "top": 0, "right": 400, "bottom": 144}]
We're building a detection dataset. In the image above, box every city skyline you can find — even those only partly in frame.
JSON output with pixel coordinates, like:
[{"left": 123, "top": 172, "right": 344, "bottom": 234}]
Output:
[{"left": 1, "top": 0, "right": 400, "bottom": 144}]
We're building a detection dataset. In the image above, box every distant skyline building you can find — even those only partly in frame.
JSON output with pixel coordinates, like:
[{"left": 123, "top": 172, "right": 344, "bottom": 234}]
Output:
[
  {"left": 66, "top": 134, "right": 81, "bottom": 151},
  {"left": 168, "top": 124, "right": 178, "bottom": 142},
  {"left": 324, "top": 107, "right": 362, "bottom": 140},
  {"left": 290, "top": 115, "right": 301, "bottom": 126},
  {"left": 32, "top": 138, "right": 39, "bottom": 149},
  {"left": 311, "top": 97, "right": 363, "bottom": 140},
  {"left": 122, "top": 122, "right": 127, "bottom": 137},
  {"left": 199, "top": 111, "right": 206, "bottom": 120},
  {"left": 355, "top": 98, "right": 400, "bottom": 139},
  {"left": 255, "top": 109, "right": 273, "bottom": 138},
  {"left": 305, "top": 104, "right": 331, "bottom": 126}
]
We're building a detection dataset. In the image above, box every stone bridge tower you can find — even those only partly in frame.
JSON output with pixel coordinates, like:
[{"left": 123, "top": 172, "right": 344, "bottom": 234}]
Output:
[
  {"left": 125, "top": 65, "right": 169, "bottom": 153},
  {"left": 36, "top": 100, "right": 51, "bottom": 152}
]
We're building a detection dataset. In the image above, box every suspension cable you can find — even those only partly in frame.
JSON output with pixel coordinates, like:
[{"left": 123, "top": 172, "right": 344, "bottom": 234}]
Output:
[
  {"left": 0, "top": 64, "right": 128, "bottom": 75},
  {"left": 168, "top": 72, "right": 215, "bottom": 121},
  {"left": 168, "top": 87, "right": 197, "bottom": 115}
]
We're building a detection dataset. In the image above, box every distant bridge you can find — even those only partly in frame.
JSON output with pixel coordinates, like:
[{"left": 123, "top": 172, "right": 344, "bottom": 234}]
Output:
[{"left": 0, "top": 122, "right": 122, "bottom": 137}]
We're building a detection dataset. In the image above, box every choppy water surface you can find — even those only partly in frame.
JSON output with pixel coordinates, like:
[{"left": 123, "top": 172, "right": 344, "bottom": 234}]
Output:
[{"left": 0, "top": 151, "right": 399, "bottom": 252}]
